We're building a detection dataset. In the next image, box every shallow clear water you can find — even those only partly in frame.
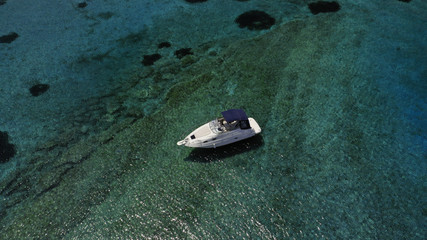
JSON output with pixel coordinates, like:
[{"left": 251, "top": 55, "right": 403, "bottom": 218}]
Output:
[{"left": 0, "top": 0, "right": 426, "bottom": 239}]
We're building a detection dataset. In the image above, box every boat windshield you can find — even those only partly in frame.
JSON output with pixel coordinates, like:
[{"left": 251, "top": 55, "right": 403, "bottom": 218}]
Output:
[{"left": 209, "top": 119, "right": 225, "bottom": 134}]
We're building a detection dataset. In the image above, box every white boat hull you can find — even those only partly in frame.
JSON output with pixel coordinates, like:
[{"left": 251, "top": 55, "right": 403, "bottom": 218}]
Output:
[{"left": 177, "top": 117, "right": 261, "bottom": 148}]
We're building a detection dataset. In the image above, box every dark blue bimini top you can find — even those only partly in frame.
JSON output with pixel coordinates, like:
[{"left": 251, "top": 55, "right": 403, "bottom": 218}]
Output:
[{"left": 221, "top": 109, "right": 248, "bottom": 122}]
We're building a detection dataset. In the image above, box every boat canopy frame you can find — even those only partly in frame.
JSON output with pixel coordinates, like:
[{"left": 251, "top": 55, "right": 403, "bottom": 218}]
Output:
[
  {"left": 221, "top": 109, "right": 251, "bottom": 130},
  {"left": 221, "top": 109, "right": 248, "bottom": 122}
]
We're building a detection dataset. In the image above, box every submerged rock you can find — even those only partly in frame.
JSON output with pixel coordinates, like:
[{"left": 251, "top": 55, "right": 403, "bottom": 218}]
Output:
[
  {"left": 185, "top": 0, "right": 208, "bottom": 3},
  {"left": 142, "top": 54, "right": 162, "bottom": 66},
  {"left": 158, "top": 41, "right": 171, "bottom": 49},
  {"left": 0, "top": 0, "right": 6, "bottom": 6},
  {"left": 0, "top": 32, "right": 19, "bottom": 44},
  {"left": 235, "top": 10, "right": 275, "bottom": 30},
  {"left": 77, "top": 2, "right": 87, "bottom": 8},
  {"left": 175, "top": 48, "right": 193, "bottom": 59},
  {"left": 29, "top": 84, "right": 50, "bottom": 96},
  {"left": 308, "top": 1, "right": 341, "bottom": 15},
  {"left": 0, "top": 131, "right": 16, "bottom": 163}
]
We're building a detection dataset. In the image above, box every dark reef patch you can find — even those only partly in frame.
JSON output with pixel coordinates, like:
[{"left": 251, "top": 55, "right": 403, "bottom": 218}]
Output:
[
  {"left": 235, "top": 10, "right": 275, "bottom": 30},
  {"left": 29, "top": 84, "right": 50, "bottom": 96},
  {"left": 98, "top": 12, "right": 114, "bottom": 20},
  {"left": 77, "top": 2, "right": 87, "bottom": 8},
  {"left": 0, "top": 131, "right": 16, "bottom": 163},
  {"left": 142, "top": 54, "right": 162, "bottom": 66},
  {"left": 158, "top": 41, "right": 171, "bottom": 49},
  {"left": 398, "top": 0, "right": 411, "bottom": 2},
  {"left": 0, "top": 0, "right": 6, "bottom": 6},
  {"left": 185, "top": 0, "right": 208, "bottom": 3},
  {"left": 0, "top": 32, "right": 19, "bottom": 44},
  {"left": 308, "top": 1, "right": 341, "bottom": 15},
  {"left": 175, "top": 48, "right": 193, "bottom": 59}
]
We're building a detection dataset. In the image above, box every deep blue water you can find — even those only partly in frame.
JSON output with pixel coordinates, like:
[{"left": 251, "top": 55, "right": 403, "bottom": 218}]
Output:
[{"left": 0, "top": 0, "right": 426, "bottom": 239}]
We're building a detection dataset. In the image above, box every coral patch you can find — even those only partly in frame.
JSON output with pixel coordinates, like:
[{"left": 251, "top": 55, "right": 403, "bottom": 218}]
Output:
[
  {"left": 77, "top": 2, "right": 87, "bottom": 8},
  {"left": 235, "top": 10, "right": 275, "bottom": 30},
  {"left": 158, "top": 42, "right": 171, "bottom": 49},
  {"left": 175, "top": 48, "right": 193, "bottom": 59},
  {"left": 185, "top": 0, "right": 208, "bottom": 3},
  {"left": 0, "top": 131, "right": 16, "bottom": 163},
  {"left": 29, "top": 84, "right": 50, "bottom": 96},
  {"left": 0, "top": 32, "right": 19, "bottom": 43},
  {"left": 308, "top": 1, "right": 341, "bottom": 15},
  {"left": 142, "top": 54, "right": 162, "bottom": 66}
]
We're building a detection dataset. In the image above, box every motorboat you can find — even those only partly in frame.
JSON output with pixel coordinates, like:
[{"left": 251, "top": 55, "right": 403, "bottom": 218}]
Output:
[{"left": 177, "top": 109, "right": 261, "bottom": 148}]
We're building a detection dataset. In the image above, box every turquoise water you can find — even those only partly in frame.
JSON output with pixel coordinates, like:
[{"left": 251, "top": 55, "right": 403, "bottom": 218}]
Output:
[{"left": 1, "top": 0, "right": 426, "bottom": 239}]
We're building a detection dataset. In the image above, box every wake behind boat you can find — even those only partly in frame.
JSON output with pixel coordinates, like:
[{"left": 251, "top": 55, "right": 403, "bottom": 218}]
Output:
[{"left": 177, "top": 109, "right": 261, "bottom": 148}]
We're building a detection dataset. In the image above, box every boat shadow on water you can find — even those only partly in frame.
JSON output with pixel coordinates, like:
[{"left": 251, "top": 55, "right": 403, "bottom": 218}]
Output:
[{"left": 184, "top": 134, "right": 264, "bottom": 163}]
